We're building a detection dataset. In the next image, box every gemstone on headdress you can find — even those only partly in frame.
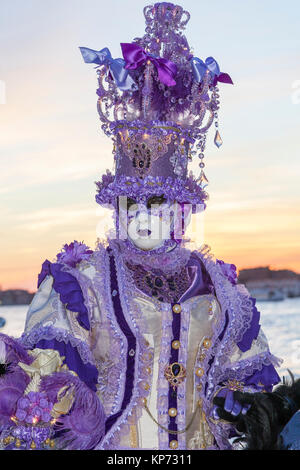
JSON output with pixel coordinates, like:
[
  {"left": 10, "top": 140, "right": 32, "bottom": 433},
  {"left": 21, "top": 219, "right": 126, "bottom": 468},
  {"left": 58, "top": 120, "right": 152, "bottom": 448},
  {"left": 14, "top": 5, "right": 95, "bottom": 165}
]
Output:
[
  {"left": 198, "top": 170, "right": 209, "bottom": 186},
  {"left": 214, "top": 130, "right": 223, "bottom": 148},
  {"left": 120, "top": 132, "right": 173, "bottom": 179}
]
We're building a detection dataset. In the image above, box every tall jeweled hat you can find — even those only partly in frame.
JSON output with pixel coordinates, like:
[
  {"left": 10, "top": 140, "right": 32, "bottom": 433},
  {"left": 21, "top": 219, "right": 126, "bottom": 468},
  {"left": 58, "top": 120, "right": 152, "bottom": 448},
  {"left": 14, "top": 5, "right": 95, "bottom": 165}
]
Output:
[{"left": 80, "top": 2, "right": 233, "bottom": 211}]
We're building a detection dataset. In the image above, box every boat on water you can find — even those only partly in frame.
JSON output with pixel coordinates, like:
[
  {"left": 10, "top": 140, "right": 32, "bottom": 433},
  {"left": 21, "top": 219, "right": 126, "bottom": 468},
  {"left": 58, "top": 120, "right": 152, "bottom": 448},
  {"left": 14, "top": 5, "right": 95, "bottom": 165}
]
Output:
[{"left": 248, "top": 287, "right": 285, "bottom": 302}]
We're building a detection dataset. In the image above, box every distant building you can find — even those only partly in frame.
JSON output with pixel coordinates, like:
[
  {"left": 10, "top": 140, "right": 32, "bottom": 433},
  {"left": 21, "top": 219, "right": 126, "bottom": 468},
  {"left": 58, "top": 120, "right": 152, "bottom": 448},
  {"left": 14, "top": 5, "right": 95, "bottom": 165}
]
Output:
[
  {"left": 0, "top": 290, "right": 35, "bottom": 306},
  {"left": 238, "top": 266, "right": 300, "bottom": 301}
]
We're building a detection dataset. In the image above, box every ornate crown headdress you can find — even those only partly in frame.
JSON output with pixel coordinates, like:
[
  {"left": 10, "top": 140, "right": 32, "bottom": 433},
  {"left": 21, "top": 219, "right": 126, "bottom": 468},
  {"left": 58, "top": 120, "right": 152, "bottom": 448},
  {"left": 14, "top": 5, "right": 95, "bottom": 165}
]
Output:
[{"left": 80, "top": 2, "right": 233, "bottom": 211}]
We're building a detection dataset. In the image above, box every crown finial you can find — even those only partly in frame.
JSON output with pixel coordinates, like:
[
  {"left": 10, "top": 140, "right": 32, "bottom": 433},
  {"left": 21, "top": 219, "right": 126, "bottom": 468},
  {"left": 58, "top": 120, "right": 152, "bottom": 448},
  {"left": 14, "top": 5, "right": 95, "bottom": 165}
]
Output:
[{"left": 80, "top": 3, "right": 233, "bottom": 211}]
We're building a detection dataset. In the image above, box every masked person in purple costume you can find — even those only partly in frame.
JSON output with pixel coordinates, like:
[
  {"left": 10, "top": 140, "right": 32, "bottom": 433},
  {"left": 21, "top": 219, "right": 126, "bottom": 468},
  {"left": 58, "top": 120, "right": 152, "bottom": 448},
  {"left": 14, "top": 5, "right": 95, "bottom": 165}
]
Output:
[{"left": 0, "top": 3, "right": 282, "bottom": 450}]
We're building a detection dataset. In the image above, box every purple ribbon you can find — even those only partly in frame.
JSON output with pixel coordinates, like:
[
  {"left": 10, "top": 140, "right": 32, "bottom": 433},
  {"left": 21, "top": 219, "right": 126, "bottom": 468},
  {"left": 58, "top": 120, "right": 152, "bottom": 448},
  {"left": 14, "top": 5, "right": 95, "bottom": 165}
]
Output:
[
  {"left": 121, "top": 42, "right": 177, "bottom": 87},
  {"left": 191, "top": 56, "right": 233, "bottom": 86},
  {"left": 79, "top": 46, "right": 137, "bottom": 91}
]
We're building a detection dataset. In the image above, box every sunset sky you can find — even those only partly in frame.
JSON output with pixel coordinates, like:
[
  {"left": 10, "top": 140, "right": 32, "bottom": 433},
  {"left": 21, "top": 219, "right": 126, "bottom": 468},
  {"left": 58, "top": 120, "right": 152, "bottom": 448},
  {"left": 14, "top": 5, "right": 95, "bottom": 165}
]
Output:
[{"left": 1, "top": 0, "right": 300, "bottom": 292}]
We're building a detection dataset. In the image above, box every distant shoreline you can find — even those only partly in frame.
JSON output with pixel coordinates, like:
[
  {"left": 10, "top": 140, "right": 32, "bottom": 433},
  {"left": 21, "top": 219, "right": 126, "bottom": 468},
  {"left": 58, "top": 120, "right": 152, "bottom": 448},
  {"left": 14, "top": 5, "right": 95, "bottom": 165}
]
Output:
[
  {"left": 238, "top": 266, "right": 300, "bottom": 301},
  {"left": 0, "top": 290, "right": 34, "bottom": 306},
  {"left": 1, "top": 265, "right": 300, "bottom": 305}
]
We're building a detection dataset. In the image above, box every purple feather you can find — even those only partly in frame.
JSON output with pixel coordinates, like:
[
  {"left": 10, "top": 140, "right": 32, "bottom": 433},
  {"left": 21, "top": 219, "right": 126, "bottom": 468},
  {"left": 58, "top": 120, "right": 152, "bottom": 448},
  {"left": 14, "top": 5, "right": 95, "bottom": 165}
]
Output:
[
  {"left": 0, "top": 368, "right": 30, "bottom": 427},
  {"left": 0, "top": 333, "right": 33, "bottom": 365},
  {"left": 56, "top": 241, "right": 93, "bottom": 268},
  {"left": 0, "top": 334, "right": 34, "bottom": 427},
  {"left": 41, "top": 372, "right": 106, "bottom": 450}
]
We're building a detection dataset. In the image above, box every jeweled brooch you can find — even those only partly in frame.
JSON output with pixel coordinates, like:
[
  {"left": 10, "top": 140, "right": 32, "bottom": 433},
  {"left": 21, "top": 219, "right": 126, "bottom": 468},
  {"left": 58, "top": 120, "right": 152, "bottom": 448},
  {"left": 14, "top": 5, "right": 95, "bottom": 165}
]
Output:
[{"left": 164, "top": 362, "right": 186, "bottom": 390}]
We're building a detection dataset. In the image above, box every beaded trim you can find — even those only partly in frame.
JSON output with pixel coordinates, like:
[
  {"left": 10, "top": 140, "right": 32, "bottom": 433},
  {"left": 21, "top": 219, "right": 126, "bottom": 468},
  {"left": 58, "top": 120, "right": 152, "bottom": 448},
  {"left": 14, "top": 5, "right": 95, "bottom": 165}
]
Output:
[
  {"left": 104, "top": 248, "right": 137, "bottom": 434},
  {"left": 96, "top": 242, "right": 154, "bottom": 449},
  {"left": 177, "top": 302, "right": 191, "bottom": 449},
  {"left": 93, "top": 246, "right": 127, "bottom": 416},
  {"left": 157, "top": 303, "right": 173, "bottom": 449}
]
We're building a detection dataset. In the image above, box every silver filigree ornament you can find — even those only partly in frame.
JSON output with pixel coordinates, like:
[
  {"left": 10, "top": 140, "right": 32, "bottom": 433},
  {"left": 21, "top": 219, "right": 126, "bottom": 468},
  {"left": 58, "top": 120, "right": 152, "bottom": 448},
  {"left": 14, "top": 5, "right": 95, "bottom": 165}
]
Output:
[{"left": 81, "top": 3, "right": 233, "bottom": 202}]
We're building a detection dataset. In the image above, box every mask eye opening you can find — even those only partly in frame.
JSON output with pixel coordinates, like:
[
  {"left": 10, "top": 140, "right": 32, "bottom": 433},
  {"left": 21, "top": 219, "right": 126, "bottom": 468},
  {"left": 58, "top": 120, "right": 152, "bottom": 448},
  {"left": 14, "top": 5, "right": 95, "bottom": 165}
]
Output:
[
  {"left": 126, "top": 197, "right": 137, "bottom": 211},
  {"left": 146, "top": 194, "right": 167, "bottom": 209}
]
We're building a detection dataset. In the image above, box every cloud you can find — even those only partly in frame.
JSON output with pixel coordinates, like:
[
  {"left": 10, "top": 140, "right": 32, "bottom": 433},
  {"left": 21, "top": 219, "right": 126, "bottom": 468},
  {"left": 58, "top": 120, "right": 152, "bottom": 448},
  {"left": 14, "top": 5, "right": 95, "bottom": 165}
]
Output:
[{"left": 13, "top": 203, "right": 108, "bottom": 231}]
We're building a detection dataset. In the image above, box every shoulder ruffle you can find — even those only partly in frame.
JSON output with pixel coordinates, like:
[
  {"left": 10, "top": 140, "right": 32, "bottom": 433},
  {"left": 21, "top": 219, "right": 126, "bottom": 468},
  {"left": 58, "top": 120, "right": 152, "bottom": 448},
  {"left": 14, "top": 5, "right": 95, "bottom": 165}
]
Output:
[
  {"left": 216, "top": 259, "right": 238, "bottom": 285},
  {"left": 37, "top": 260, "right": 90, "bottom": 331},
  {"left": 216, "top": 260, "right": 261, "bottom": 352},
  {"left": 236, "top": 296, "right": 260, "bottom": 352}
]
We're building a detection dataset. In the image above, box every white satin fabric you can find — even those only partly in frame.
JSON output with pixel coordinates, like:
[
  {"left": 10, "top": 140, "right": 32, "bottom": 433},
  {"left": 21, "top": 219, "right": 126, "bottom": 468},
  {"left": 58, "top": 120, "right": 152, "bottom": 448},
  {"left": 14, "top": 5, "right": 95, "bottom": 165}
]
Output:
[{"left": 129, "top": 292, "right": 221, "bottom": 449}]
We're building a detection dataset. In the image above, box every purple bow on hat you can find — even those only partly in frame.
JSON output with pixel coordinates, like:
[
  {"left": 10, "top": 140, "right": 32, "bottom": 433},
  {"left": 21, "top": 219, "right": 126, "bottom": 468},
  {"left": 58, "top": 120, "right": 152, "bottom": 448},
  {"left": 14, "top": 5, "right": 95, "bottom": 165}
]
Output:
[
  {"left": 191, "top": 56, "right": 233, "bottom": 86},
  {"left": 121, "top": 42, "right": 177, "bottom": 87}
]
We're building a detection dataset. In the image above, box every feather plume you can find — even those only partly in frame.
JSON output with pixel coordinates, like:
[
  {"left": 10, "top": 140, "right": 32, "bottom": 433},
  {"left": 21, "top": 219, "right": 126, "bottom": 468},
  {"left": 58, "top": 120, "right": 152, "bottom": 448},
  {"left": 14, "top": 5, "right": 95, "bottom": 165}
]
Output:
[{"left": 41, "top": 372, "right": 106, "bottom": 450}]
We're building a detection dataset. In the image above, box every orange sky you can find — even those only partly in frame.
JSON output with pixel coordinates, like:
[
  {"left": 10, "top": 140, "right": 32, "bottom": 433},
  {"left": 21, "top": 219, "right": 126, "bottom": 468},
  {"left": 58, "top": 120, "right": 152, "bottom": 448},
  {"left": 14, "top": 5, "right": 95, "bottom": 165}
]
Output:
[
  {"left": 1, "top": 0, "right": 300, "bottom": 292},
  {"left": 2, "top": 195, "right": 300, "bottom": 293}
]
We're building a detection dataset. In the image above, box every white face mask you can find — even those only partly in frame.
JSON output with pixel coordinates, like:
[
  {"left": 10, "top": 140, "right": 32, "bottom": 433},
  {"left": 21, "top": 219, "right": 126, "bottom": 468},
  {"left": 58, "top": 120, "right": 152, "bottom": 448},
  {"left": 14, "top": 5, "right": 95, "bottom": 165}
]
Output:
[{"left": 118, "top": 196, "right": 192, "bottom": 251}]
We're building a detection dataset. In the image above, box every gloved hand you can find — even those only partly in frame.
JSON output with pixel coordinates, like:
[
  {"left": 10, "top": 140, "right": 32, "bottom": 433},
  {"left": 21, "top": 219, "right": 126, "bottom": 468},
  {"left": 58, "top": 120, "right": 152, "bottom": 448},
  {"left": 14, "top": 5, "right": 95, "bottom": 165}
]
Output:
[
  {"left": 214, "top": 389, "right": 287, "bottom": 449},
  {"left": 213, "top": 388, "right": 251, "bottom": 421}
]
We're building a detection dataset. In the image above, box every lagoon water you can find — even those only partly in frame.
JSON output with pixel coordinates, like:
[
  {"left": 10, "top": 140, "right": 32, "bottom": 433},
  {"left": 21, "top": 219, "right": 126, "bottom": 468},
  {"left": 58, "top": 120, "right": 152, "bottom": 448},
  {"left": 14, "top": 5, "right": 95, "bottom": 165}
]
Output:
[{"left": 0, "top": 297, "right": 300, "bottom": 379}]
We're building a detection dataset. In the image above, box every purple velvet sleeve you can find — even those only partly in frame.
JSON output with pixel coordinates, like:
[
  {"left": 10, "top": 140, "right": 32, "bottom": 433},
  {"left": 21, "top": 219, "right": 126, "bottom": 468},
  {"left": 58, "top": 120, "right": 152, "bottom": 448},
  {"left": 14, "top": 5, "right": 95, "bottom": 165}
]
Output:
[
  {"left": 244, "top": 363, "right": 281, "bottom": 392},
  {"left": 216, "top": 261, "right": 261, "bottom": 353},
  {"left": 237, "top": 296, "right": 280, "bottom": 391},
  {"left": 237, "top": 297, "right": 261, "bottom": 353},
  {"left": 35, "top": 338, "right": 98, "bottom": 392},
  {"left": 38, "top": 260, "right": 90, "bottom": 330}
]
